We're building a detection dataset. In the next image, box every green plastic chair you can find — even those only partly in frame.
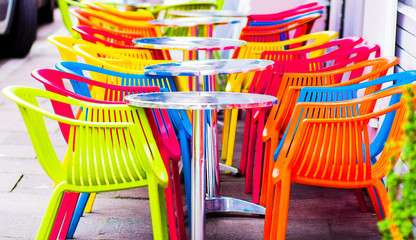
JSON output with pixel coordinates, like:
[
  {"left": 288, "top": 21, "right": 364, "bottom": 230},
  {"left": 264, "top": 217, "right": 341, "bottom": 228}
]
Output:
[
  {"left": 56, "top": 0, "right": 86, "bottom": 38},
  {"left": 2, "top": 86, "right": 169, "bottom": 240}
]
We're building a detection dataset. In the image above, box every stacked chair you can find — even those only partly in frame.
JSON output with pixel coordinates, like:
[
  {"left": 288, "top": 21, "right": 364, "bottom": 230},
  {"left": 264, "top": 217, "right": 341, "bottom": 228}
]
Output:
[{"left": 3, "top": 1, "right": 413, "bottom": 239}]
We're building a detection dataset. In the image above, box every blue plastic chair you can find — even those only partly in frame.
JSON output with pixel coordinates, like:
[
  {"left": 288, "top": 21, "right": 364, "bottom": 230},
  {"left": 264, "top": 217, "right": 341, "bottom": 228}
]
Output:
[{"left": 54, "top": 61, "right": 193, "bottom": 238}]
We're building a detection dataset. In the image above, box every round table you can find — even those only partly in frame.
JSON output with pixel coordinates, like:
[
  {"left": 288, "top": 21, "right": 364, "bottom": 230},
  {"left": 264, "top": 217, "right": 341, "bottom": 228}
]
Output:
[
  {"left": 125, "top": 91, "right": 277, "bottom": 240},
  {"left": 144, "top": 58, "right": 273, "bottom": 89},
  {"left": 147, "top": 17, "right": 241, "bottom": 37}
]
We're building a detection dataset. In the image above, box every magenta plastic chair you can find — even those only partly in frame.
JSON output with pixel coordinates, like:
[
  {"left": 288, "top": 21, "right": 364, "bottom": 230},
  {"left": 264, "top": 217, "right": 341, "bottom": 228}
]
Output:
[
  {"left": 31, "top": 68, "right": 186, "bottom": 240},
  {"left": 241, "top": 44, "right": 383, "bottom": 204}
]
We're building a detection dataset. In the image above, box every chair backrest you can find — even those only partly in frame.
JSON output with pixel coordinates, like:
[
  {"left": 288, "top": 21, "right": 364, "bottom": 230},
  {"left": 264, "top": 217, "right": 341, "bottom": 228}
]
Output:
[
  {"left": 151, "top": 2, "right": 217, "bottom": 19},
  {"left": 240, "top": 13, "right": 322, "bottom": 43},
  {"left": 72, "top": 25, "right": 171, "bottom": 60},
  {"left": 47, "top": 35, "right": 96, "bottom": 62},
  {"left": 81, "top": 0, "right": 155, "bottom": 20},
  {"left": 72, "top": 25, "right": 137, "bottom": 49},
  {"left": 55, "top": 61, "right": 192, "bottom": 139},
  {"left": 263, "top": 56, "right": 399, "bottom": 144},
  {"left": 72, "top": 44, "right": 174, "bottom": 74},
  {"left": 2, "top": 85, "right": 168, "bottom": 187},
  {"left": 247, "top": 2, "right": 324, "bottom": 24},
  {"left": 273, "top": 83, "right": 413, "bottom": 183},
  {"left": 32, "top": 68, "right": 181, "bottom": 160},
  {"left": 233, "top": 30, "right": 338, "bottom": 60},
  {"left": 248, "top": 9, "right": 324, "bottom": 27},
  {"left": 256, "top": 36, "right": 363, "bottom": 61},
  {"left": 70, "top": 8, "right": 163, "bottom": 38},
  {"left": 56, "top": 0, "right": 86, "bottom": 38}
]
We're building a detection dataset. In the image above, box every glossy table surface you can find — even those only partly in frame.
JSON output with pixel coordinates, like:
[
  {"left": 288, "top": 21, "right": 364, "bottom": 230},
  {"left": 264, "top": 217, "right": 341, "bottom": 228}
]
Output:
[
  {"left": 133, "top": 37, "right": 246, "bottom": 51},
  {"left": 125, "top": 91, "right": 278, "bottom": 110},
  {"left": 143, "top": 59, "right": 274, "bottom": 76},
  {"left": 168, "top": 9, "right": 249, "bottom": 17},
  {"left": 147, "top": 17, "right": 241, "bottom": 27}
]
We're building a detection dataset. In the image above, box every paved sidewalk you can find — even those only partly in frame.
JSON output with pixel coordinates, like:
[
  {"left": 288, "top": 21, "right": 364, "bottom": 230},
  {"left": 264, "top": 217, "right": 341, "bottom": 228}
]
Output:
[{"left": 0, "top": 9, "right": 381, "bottom": 240}]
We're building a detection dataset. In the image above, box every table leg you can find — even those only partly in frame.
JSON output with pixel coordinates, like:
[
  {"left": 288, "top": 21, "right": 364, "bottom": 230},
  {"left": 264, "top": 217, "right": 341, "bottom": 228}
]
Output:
[{"left": 192, "top": 108, "right": 206, "bottom": 240}]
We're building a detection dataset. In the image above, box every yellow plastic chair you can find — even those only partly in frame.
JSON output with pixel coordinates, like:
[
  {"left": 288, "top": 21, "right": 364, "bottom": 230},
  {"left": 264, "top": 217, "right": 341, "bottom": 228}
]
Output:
[
  {"left": 220, "top": 30, "right": 338, "bottom": 167},
  {"left": 2, "top": 86, "right": 169, "bottom": 240}
]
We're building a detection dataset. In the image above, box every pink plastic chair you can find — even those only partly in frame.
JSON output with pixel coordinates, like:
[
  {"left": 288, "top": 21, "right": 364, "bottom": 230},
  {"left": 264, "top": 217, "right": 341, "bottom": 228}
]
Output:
[
  {"left": 247, "top": 2, "right": 324, "bottom": 24},
  {"left": 241, "top": 44, "right": 383, "bottom": 204},
  {"left": 31, "top": 68, "right": 186, "bottom": 240}
]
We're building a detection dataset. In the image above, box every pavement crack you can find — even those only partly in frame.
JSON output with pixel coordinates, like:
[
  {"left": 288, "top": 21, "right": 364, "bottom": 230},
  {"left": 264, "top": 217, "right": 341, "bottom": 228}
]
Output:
[{"left": 9, "top": 174, "right": 24, "bottom": 192}]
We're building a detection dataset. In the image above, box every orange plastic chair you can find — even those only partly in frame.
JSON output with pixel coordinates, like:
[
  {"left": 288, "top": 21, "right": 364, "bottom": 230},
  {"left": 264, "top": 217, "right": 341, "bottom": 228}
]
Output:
[
  {"left": 257, "top": 57, "right": 399, "bottom": 206},
  {"left": 239, "top": 13, "right": 322, "bottom": 43},
  {"left": 70, "top": 8, "right": 163, "bottom": 39},
  {"left": 263, "top": 83, "right": 414, "bottom": 240}
]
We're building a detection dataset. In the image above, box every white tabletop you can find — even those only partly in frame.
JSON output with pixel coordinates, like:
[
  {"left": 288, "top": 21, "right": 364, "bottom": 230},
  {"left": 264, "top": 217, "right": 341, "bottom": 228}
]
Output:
[
  {"left": 125, "top": 91, "right": 277, "bottom": 110},
  {"left": 133, "top": 37, "right": 246, "bottom": 51}
]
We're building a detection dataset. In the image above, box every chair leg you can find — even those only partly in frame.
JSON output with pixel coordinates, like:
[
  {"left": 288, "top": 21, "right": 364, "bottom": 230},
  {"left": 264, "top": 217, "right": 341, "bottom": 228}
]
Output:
[
  {"left": 49, "top": 192, "right": 73, "bottom": 239},
  {"left": 240, "top": 109, "right": 252, "bottom": 176},
  {"left": 66, "top": 193, "right": 90, "bottom": 239},
  {"left": 263, "top": 178, "right": 276, "bottom": 239},
  {"left": 270, "top": 175, "right": 290, "bottom": 240},
  {"left": 220, "top": 109, "right": 231, "bottom": 160},
  {"left": 179, "top": 131, "right": 192, "bottom": 220},
  {"left": 368, "top": 179, "right": 392, "bottom": 220},
  {"left": 148, "top": 177, "right": 169, "bottom": 240},
  {"left": 58, "top": 192, "right": 80, "bottom": 239},
  {"left": 252, "top": 111, "right": 266, "bottom": 204},
  {"left": 259, "top": 141, "right": 271, "bottom": 207},
  {"left": 244, "top": 115, "right": 257, "bottom": 193},
  {"left": 163, "top": 161, "right": 179, "bottom": 240},
  {"left": 83, "top": 193, "right": 96, "bottom": 213},
  {"left": 225, "top": 108, "right": 239, "bottom": 169},
  {"left": 171, "top": 161, "right": 186, "bottom": 240},
  {"left": 36, "top": 184, "right": 66, "bottom": 240},
  {"left": 354, "top": 189, "right": 369, "bottom": 212},
  {"left": 260, "top": 137, "right": 278, "bottom": 207}
]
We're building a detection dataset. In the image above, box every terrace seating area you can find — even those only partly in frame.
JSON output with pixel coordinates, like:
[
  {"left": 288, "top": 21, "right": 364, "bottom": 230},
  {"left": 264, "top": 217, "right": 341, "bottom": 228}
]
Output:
[{"left": 0, "top": 1, "right": 414, "bottom": 239}]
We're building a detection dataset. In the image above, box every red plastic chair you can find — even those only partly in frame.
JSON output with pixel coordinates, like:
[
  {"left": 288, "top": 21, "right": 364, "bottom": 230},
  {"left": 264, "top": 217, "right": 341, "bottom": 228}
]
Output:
[
  {"left": 239, "top": 13, "right": 322, "bottom": 43},
  {"left": 263, "top": 84, "right": 413, "bottom": 239},
  {"left": 31, "top": 69, "right": 186, "bottom": 240},
  {"left": 72, "top": 25, "right": 171, "bottom": 60},
  {"left": 247, "top": 2, "right": 324, "bottom": 24}
]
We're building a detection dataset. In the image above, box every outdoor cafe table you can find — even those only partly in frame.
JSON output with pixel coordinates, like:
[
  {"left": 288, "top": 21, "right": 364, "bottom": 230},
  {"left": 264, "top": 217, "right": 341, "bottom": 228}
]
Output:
[
  {"left": 147, "top": 17, "right": 241, "bottom": 37},
  {"left": 125, "top": 91, "right": 277, "bottom": 239},
  {"left": 133, "top": 36, "right": 246, "bottom": 60}
]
